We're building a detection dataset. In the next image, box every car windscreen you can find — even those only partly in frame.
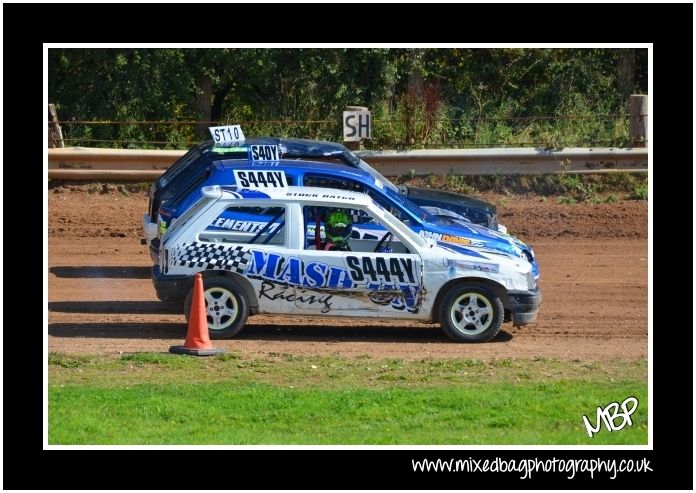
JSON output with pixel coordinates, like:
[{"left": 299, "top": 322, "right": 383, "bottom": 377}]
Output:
[
  {"left": 384, "top": 186, "right": 436, "bottom": 224},
  {"left": 158, "top": 145, "right": 205, "bottom": 189},
  {"left": 158, "top": 142, "right": 250, "bottom": 191},
  {"left": 355, "top": 158, "right": 399, "bottom": 193}
]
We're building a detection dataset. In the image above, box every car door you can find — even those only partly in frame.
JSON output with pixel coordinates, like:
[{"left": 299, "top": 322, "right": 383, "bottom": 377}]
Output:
[
  {"left": 294, "top": 205, "right": 424, "bottom": 317},
  {"left": 291, "top": 249, "right": 423, "bottom": 316}
]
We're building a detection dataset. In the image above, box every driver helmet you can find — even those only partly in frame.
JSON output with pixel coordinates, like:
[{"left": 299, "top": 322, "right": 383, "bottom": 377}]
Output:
[{"left": 325, "top": 210, "right": 353, "bottom": 247}]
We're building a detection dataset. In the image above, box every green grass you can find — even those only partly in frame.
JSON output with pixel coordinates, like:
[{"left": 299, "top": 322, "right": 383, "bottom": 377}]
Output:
[{"left": 48, "top": 353, "right": 648, "bottom": 445}]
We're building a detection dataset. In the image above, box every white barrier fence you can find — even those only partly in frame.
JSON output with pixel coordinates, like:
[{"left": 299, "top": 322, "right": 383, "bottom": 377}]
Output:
[{"left": 48, "top": 146, "right": 648, "bottom": 181}]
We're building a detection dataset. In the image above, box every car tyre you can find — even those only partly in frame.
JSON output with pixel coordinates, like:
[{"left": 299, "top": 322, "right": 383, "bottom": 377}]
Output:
[
  {"left": 440, "top": 283, "right": 503, "bottom": 342},
  {"left": 184, "top": 275, "right": 249, "bottom": 339}
]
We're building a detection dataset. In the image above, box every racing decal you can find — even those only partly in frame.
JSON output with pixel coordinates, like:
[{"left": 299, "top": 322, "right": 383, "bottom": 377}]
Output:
[
  {"left": 285, "top": 191, "right": 357, "bottom": 201},
  {"left": 208, "top": 217, "right": 282, "bottom": 233},
  {"left": 346, "top": 255, "right": 421, "bottom": 313},
  {"left": 233, "top": 170, "right": 287, "bottom": 188},
  {"left": 256, "top": 280, "right": 420, "bottom": 314},
  {"left": 445, "top": 258, "right": 499, "bottom": 274},
  {"left": 209, "top": 125, "right": 245, "bottom": 144},
  {"left": 367, "top": 283, "right": 421, "bottom": 313},
  {"left": 170, "top": 244, "right": 423, "bottom": 314},
  {"left": 437, "top": 242, "right": 489, "bottom": 258},
  {"left": 419, "top": 230, "right": 484, "bottom": 247},
  {"left": 248, "top": 162, "right": 281, "bottom": 167},
  {"left": 259, "top": 280, "right": 333, "bottom": 313},
  {"left": 346, "top": 256, "right": 416, "bottom": 284},
  {"left": 212, "top": 146, "right": 247, "bottom": 154},
  {"left": 249, "top": 144, "right": 281, "bottom": 161},
  {"left": 170, "top": 242, "right": 252, "bottom": 273},
  {"left": 217, "top": 187, "right": 272, "bottom": 200},
  {"left": 246, "top": 252, "right": 418, "bottom": 289},
  {"left": 246, "top": 251, "right": 354, "bottom": 289},
  {"left": 246, "top": 250, "right": 422, "bottom": 313}
]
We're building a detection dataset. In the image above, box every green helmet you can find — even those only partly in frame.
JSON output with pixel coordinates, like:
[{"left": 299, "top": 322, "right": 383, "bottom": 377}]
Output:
[{"left": 325, "top": 210, "right": 352, "bottom": 245}]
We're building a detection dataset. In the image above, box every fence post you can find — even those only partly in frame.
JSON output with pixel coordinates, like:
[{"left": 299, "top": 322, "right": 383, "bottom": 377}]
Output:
[
  {"left": 629, "top": 94, "right": 648, "bottom": 147},
  {"left": 48, "top": 104, "right": 64, "bottom": 148},
  {"left": 343, "top": 105, "right": 369, "bottom": 151}
]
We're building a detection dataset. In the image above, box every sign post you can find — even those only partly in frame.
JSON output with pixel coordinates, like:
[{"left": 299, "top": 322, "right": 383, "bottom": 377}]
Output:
[{"left": 343, "top": 106, "right": 371, "bottom": 150}]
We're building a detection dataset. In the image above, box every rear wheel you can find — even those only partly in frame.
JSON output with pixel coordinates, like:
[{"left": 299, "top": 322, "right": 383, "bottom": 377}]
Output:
[
  {"left": 439, "top": 283, "right": 503, "bottom": 342},
  {"left": 184, "top": 275, "right": 249, "bottom": 339}
]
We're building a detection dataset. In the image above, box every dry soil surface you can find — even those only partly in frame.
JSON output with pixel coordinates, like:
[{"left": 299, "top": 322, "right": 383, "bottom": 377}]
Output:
[{"left": 48, "top": 185, "right": 648, "bottom": 361}]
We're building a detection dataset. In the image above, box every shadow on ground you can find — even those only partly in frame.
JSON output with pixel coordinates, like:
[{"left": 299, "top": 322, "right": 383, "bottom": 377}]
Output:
[
  {"left": 48, "top": 322, "right": 513, "bottom": 343},
  {"left": 49, "top": 301, "right": 180, "bottom": 314},
  {"left": 50, "top": 266, "right": 151, "bottom": 279}
]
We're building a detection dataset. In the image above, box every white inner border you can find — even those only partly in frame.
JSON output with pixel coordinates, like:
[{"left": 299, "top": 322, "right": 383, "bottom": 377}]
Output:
[{"left": 43, "top": 43, "right": 653, "bottom": 452}]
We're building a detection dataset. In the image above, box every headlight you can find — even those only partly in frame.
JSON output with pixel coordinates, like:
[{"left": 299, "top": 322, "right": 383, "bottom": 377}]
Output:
[
  {"left": 522, "top": 249, "right": 534, "bottom": 262},
  {"left": 526, "top": 271, "right": 536, "bottom": 290}
]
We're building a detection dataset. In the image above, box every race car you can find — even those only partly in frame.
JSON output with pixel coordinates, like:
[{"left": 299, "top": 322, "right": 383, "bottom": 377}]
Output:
[
  {"left": 142, "top": 129, "right": 503, "bottom": 246},
  {"left": 153, "top": 185, "right": 541, "bottom": 343},
  {"left": 150, "top": 158, "right": 538, "bottom": 280}
]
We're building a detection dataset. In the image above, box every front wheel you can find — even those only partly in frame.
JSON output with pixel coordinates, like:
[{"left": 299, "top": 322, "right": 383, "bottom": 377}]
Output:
[
  {"left": 184, "top": 275, "right": 249, "bottom": 339},
  {"left": 439, "top": 283, "right": 503, "bottom": 342}
]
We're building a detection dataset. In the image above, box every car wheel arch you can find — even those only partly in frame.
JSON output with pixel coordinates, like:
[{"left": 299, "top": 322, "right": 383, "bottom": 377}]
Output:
[
  {"left": 198, "top": 270, "right": 259, "bottom": 314},
  {"left": 431, "top": 277, "right": 508, "bottom": 323}
]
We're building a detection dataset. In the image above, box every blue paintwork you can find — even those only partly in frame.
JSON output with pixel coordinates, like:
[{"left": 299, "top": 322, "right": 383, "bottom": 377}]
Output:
[{"left": 158, "top": 158, "right": 540, "bottom": 278}]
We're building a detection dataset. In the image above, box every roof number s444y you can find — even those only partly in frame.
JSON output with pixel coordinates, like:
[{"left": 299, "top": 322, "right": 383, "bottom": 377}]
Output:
[{"left": 233, "top": 170, "right": 287, "bottom": 188}]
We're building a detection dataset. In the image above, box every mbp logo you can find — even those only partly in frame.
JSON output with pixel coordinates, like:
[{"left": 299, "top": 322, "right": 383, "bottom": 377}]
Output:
[{"left": 582, "top": 396, "right": 639, "bottom": 438}]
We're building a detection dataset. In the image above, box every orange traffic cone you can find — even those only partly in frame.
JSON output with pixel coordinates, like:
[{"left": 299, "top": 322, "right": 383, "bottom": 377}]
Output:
[{"left": 169, "top": 273, "right": 225, "bottom": 356}]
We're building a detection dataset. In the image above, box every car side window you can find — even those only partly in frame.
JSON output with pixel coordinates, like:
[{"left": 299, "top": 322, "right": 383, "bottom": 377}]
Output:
[
  {"left": 303, "top": 205, "right": 410, "bottom": 254},
  {"left": 303, "top": 174, "right": 408, "bottom": 223},
  {"left": 198, "top": 205, "right": 286, "bottom": 246},
  {"left": 303, "top": 175, "right": 364, "bottom": 193}
]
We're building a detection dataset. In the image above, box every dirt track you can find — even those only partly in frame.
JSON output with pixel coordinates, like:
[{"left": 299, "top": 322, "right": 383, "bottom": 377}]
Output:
[{"left": 48, "top": 186, "right": 648, "bottom": 361}]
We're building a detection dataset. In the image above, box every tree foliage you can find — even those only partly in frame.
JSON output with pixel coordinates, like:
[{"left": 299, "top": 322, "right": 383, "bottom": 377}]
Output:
[{"left": 48, "top": 48, "right": 648, "bottom": 149}]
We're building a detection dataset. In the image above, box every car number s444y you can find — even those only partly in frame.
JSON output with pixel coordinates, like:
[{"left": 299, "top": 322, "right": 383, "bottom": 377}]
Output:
[{"left": 233, "top": 170, "right": 288, "bottom": 188}]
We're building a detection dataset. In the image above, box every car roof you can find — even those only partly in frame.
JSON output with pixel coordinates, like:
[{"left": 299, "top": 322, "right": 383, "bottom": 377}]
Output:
[
  {"left": 249, "top": 137, "right": 359, "bottom": 164},
  {"left": 158, "top": 138, "right": 359, "bottom": 189},
  {"left": 199, "top": 137, "right": 359, "bottom": 165},
  {"left": 202, "top": 185, "right": 376, "bottom": 207},
  {"left": 212, "top": 158, "right": 378, "bottom": 183}
]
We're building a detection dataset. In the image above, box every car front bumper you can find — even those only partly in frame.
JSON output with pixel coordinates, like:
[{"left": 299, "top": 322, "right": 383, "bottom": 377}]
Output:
[
  {"left": 149, "top": 238, "right": 161, "bottom": 265},
  {"left": 142, "top": 214, "right": 158, "bottom": 245},
  {"left": 152, "top": 265, "right": 192, "bottom": 302},
  {"left": 507, "top": 287, "right": 542, "bottom": 326}
]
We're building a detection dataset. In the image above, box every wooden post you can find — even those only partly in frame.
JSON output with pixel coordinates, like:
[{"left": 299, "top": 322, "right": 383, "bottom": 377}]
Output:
[
  {"left": 629, "top": 94, "right": 648, "bottom": 147},
  {"left": 193, "top": 76, "right": 213, "bottom": 140},
  {"left": 343, "top": 105, "right": 368, "bottom": 151},
  {"left": 48, "top": 104, "right": 64, "bottom": 148}
]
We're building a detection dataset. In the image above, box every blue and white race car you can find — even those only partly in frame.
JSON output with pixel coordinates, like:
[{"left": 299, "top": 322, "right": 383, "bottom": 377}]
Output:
[
  {"left": 143, "top": 128, "right": 503, "bottom": 246},
  {"left": 145, "top": 128, "right": 538, "bottom": 279},
  {"left": 153, "top": 185, "right": 541, "bottom": 343},
  {"left": 153, "top": 158, "right": 538, "bottom": 279}
]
